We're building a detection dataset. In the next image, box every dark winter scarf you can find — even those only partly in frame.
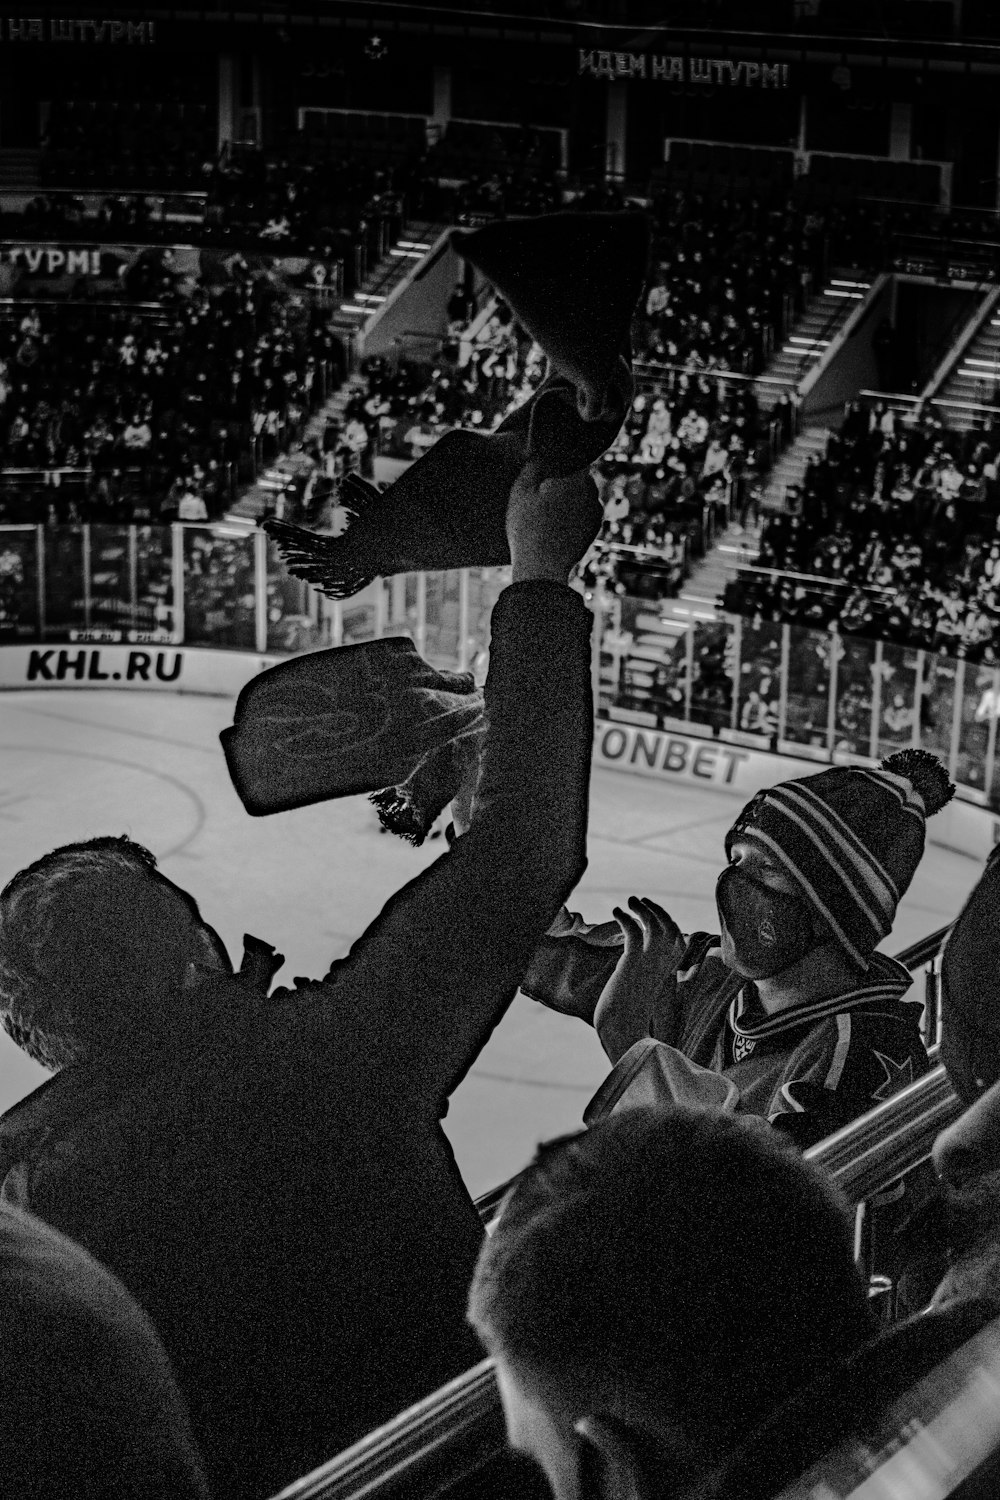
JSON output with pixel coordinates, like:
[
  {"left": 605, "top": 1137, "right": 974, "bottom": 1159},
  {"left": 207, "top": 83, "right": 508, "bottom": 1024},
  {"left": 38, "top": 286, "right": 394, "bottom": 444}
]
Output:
[
  {"left": 221, "top": 637, "right": 486, "bottom": 845},
  {"left": 264, "top": 210, "right": 651, "bottom": 599}
]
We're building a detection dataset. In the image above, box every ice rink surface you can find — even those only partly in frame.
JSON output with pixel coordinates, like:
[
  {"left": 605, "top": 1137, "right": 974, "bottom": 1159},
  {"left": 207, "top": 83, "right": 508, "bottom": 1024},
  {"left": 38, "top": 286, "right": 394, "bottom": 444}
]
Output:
[{"left": 0, "top": 687, "right": 984, "bottom": 1198}]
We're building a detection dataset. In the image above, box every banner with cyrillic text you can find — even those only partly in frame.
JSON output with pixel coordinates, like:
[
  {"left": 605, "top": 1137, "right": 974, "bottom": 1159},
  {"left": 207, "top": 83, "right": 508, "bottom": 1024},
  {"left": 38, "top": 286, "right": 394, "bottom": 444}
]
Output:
[{"left": 578, "top": 49, "right": 791, "bottom": 86}]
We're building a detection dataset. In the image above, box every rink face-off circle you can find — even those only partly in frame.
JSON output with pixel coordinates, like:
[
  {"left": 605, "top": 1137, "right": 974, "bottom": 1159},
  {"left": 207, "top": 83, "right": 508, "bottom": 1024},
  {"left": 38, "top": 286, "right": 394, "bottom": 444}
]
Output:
[{"left": 0, "top": 689, "right": 978, "bottom": 1198}]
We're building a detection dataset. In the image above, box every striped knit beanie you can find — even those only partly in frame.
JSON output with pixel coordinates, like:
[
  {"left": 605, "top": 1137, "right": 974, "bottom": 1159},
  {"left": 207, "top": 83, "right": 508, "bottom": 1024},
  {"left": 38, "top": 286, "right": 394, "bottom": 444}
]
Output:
[{"left": 724, "top": 750, "right": 955, "bottom": 971}]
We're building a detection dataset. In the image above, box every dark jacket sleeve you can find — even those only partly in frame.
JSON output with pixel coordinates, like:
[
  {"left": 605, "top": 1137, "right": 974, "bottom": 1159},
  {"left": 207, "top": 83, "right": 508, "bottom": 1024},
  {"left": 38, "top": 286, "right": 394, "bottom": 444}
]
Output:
[
  {"left": 768, "top": 1007, "right": 931, "bottom": 1150},
  {"left": 276, "top": 581, "right": 593, "bottom": 1109},
  {"left": 519, "top": 907, "right": 626, "bottom": 1024}
]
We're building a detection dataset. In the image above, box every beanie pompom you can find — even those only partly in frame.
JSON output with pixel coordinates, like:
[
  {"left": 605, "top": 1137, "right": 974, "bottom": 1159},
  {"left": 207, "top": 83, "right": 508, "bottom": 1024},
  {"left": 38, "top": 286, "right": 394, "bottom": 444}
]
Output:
[{"left": 880, "top": 749, "right": 955, "bottom": 817}]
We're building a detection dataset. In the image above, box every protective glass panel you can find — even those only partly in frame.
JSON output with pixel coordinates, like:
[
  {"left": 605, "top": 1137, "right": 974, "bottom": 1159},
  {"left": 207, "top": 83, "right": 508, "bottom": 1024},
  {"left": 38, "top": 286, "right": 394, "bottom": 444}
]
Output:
[
  {"left": 830, "top": 634, "right": 875, "bottom": 757},
  {"left": 875, "top": 643, "right": 919, "bottom": 761},
  {"left": 341, "top": 601, "right": 377, "bottom": 645},
  {"left": 134, "top": 527, "right": 176, "bottom": 639},
  {"left": 87, "top": 526, "right": 133, "bottom": 634},
  {"left": 916, "top": 654, "right": 957, "bottom": 766},
  {"left": 957, "top": 664, "right": 993, "bottom": 795},
  {"left": 735, "top": 619, "right": 783, "bottom": 739},
  {"left": 423, "top": 570, "right": 462, "bottom": 672},
  {"left": 182, "top": 528, "right": 256, "bottom": 651},
  {"left": 43, "top": 527, "right": 86, "bottom": 638},
  {"left": 609, "top": 595, "right": 684, "bottom": 719},
  {"left": 0, "top": 528, "right": 40, "bottom": 640},
  {"left": 784, "top": 625, "right": 833, "bottom": 749},
  {"left": 386, "top": 574, "right": 414, "bottom": 632},
  {"left": 265, "top": 538, "right": 327, "bottom": 654},
  {"left": 464, "top": 567, "right": 509, "bottom": 683},
  {"left": 689, "top": 619, "right": 736, "bottom": 733}
]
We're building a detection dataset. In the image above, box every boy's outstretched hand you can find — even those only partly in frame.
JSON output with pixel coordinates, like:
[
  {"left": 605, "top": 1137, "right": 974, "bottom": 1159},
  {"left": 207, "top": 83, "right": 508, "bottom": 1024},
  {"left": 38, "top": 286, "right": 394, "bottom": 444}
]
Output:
[
  {"left": 593, "top": 896, "right": 686, "bottom": 1062},
  {"left": 506, "top": 458, "right": 603, "bottom": 584}
]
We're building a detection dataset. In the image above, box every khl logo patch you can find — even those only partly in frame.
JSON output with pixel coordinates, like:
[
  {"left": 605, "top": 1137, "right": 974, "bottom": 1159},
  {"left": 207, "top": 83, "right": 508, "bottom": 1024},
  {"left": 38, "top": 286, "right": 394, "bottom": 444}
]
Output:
[{"left": 733, "top": 1033, "right": 756, "bottom": 1061}]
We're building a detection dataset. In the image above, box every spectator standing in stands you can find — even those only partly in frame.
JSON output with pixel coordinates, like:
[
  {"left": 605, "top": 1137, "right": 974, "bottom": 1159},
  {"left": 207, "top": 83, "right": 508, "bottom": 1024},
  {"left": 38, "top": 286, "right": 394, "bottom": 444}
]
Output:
[
  {"left": 469, "top": 1106, "right": 876, "bottom": 1500},
  {"left": 0, "top": 458, "right": 601, "bottom": 1500},
  {"left": 520, "top": 752, "right": 951, "bottom": 1146},
  {"left": 177, "top": 476, "right": 209, "bottom": 522},
  {"left": 121, "top": 410, "right": 153, "bottom": 458},
  {"left": 0, "top": 1203, "right": 211, "bottom": 1499}
]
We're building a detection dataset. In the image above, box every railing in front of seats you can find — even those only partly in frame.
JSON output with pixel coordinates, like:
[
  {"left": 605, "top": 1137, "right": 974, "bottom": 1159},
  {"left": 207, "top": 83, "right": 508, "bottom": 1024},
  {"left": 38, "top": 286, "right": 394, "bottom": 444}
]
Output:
[
  {"left": 267, "top": 922, "right": 963, "bottom": 1500},
  {"left": 269, "top": 1359, "right": 503, "bottom": 1500}
]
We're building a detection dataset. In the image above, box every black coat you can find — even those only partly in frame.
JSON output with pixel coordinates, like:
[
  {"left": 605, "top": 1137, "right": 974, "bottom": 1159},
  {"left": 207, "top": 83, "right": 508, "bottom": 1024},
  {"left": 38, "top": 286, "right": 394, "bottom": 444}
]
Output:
[{"left": 0, "top": 582, "right": 593, "bottom": 1500}]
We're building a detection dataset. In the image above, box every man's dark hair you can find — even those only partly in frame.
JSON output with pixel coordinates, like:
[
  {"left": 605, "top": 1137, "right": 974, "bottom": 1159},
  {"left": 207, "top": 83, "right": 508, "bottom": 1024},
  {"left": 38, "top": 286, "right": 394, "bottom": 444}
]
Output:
[
  {"left": 470, "top": 1105, "right": 875, "bottom": 1479},
  {"left": 0, "top": 836, "right": 199, "bottom": 1071}
]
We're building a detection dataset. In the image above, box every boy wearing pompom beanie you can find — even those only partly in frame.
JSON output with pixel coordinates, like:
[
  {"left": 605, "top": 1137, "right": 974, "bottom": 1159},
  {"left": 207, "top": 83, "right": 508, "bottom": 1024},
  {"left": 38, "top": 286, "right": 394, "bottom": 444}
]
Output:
[{"left": 520, "top": 750, "right": 952, "bottom": 1147}]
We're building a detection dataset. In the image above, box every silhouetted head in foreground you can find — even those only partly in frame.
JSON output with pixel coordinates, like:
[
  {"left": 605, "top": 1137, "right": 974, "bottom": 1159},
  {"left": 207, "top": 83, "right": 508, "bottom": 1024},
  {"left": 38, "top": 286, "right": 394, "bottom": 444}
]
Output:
[
  {"left": 469, "top": 1104, "right": 875, "bottom": 1500},
  {"left": 0, "top": 836, "right": 232, "bottom": 1071}
]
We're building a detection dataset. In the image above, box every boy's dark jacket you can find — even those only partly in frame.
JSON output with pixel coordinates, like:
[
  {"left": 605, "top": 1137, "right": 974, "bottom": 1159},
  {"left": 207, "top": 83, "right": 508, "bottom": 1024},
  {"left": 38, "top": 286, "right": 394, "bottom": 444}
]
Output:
[
  {"left": 523, "top": 914, "right": 930, "bottom": 1148},
  {"left": 0, "top": 583, "right": 593, "bottom": 1500}
]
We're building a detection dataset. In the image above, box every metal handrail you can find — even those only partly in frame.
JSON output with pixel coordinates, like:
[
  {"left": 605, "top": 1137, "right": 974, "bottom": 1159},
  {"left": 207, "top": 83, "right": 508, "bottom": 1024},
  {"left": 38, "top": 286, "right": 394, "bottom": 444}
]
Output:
[
  {"left": 266, "top": 922, "right": 958, "bottom": 1500},
  {"left": 738, "top": 564, "right": 866, "bottom": 592},
  {"left": 733, "top": 571, "right": 905, "bottom": 612},
  {"left": 856, "top": 387, "right": 923, "bottom": 406},
  {"left": 634, "top": 359, "right": 799, "bottom": 391},
  {"left": 272, "top": 1016, "right": 960, "bottom": 1500},
  {"left": 787, "top": 273, "right": 878, "bottom": 389},
  {"left": 932, "top": 396, "right": 1000, "bottom": 414},
  {"left": 811, "top": 1063, "right": 961, "bottom": 1201},
  {"left": 269, "top": 1360, "right": 502, "bottom": 1500}
]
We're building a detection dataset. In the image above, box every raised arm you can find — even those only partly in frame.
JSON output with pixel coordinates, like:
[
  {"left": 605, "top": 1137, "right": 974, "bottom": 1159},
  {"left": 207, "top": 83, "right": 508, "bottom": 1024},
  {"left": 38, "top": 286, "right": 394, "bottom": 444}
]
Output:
[{"left": 280, "top": 459, "right": 602, "bottom": 1109}]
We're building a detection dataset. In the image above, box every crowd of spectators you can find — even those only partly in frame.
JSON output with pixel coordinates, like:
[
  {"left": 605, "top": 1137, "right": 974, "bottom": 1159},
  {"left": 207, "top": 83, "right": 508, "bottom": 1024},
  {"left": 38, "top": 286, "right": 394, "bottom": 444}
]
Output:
[
  {"left": 725, "top": 402, "right": 1000, "bottom": 663},
  {"left": 14, "top": 142, "right": 1000, "bottom": 628},
  {"left": 325, "top": 182, "right": 818, "bottom": 579},
  {"left": 571, "top": 191, "right": 809, "bottom": 603},
  {"left": 4, "top": 455, "right": 1000, "bottom": 1500},
  {"left": 6, "top": 147, "right": 1000, "bottom": 1496},
  {"left": 585, "top": 373, "right": 793, "bottom": 583},
  {"left": 0, "top": 271, "right": 344, "bottom": 526},
  {"left": 634, "top": 191, "right": 830, "bottom": 374},
  {"left": 201, "top": 150, "right": 410, "bottom": 294}
]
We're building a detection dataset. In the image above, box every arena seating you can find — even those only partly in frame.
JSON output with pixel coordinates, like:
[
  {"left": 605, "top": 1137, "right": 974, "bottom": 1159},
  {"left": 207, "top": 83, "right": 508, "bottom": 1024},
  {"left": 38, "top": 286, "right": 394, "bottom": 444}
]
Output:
[
  {"left": 0, "top": 285, "right": 341, "bottom": 525},
  {"left": 41, "top": 97, "right": 215, "bottom": 190},
  {"left": 657, "top": 141, "right": 945, "bottom": 213},
  {"left": 298, "top": 108, "right": 429, "bottom": 168},
  {"left": 723, "top": 403, "right": 1000, "bottom": 662},
  {"left": 426, "top": 118, "right": 565, "bottom": 178}
]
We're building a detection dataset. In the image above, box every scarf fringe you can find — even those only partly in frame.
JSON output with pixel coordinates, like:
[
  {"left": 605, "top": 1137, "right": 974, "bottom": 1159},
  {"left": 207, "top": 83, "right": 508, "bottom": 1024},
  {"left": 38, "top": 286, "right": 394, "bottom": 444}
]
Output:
[
  {"left": 368, "top": 786, "right": 429, "bottom": 846},
  {"left": 262, "top": 473, "right": 382, "bottom": 600}
]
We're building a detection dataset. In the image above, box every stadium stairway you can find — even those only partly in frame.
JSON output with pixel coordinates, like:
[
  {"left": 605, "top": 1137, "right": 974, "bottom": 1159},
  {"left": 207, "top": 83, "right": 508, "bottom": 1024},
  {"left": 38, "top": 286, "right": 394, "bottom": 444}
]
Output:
[
  {"left": 223, "top": 370, "right": 369, "bottom": 528},
  {"left": 225, "top": 219, "right": 447, "bottom": 526},
  {"left": 925, "top": 286, "right": 1000, "bottom": 426},
  {"left": 763, "top": 424, "right": 830, "bottom": 510},
  {"left": 603, "top": 519, "right": 761, "bottom": 701},
  {"left": 757, "top": 270, "right": 872, "bottom": 408},
  {"left": 328, "top": 220, "right": 445, "bottom": 345}
]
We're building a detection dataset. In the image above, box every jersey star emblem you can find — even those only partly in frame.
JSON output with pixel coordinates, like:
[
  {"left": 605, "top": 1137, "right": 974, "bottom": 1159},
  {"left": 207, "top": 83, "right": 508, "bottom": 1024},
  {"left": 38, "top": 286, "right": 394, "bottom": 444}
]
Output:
[{"left": 872, "top": 1051, "right": 915, "bottom": 1102}]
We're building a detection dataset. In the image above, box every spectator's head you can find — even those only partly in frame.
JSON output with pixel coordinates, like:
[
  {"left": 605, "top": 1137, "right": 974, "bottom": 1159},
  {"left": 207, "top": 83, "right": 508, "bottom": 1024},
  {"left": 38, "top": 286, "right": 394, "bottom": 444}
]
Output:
[
  {"left": 469, "top": 1106, "right": 875, "bottom": 1500},
  {"left": 0, "top": 836, "right": 232, "bottom": 1071},
  {"left": 937, "top": 845, "right": 1000, "bottom": 1118},
  {"left": 720, "top": 749, "right": 953, "bottom": 978}
]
